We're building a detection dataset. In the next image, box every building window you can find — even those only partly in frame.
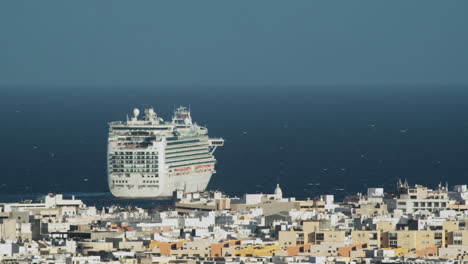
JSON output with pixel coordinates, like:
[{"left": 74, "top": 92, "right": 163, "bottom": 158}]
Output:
[{"left": 316, "top": 233, "right": 324, "bottom": 241}]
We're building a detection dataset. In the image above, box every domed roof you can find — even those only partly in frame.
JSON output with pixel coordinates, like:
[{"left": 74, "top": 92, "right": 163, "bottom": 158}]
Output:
[{"left": 274, "top": 184, "right": 283, "bottom": 199}]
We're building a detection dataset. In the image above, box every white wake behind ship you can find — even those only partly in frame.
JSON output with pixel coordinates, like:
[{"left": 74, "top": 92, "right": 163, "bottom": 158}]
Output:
[{"left": 107, "top": 106, "right": 224, "bottom": 198}]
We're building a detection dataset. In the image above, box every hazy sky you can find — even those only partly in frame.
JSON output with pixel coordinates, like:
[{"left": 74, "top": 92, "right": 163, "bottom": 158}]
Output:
[{"left": 1, "top": 1, "right": 468, "bottom": 86}]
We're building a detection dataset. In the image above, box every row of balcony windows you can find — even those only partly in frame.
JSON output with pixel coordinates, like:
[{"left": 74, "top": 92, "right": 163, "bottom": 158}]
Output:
[{"left": 112, "top": 169, "right": 158, "bottom": 173}]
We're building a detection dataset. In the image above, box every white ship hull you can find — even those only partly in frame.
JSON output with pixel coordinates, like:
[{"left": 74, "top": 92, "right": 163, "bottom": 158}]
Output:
[{"left": 108, "top": 171, "right": 213, "bottom": 198}]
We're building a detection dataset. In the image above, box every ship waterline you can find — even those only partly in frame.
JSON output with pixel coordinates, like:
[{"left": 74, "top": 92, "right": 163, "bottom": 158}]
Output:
[{"left": 107, "top": 106, "right": 224, "bottom": 198}]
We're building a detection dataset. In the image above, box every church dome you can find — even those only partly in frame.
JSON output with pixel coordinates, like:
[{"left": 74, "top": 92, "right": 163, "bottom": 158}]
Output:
[{"left": 274, "top": 184, "right": 283, "bottom": 199}]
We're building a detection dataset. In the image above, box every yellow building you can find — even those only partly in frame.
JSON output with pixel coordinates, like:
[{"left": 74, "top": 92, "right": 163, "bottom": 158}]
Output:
[
  {"left": 120, "top": 258, "right": 138, "bottom": 264},
  {"left": 234, "top": 245, "right": 281, "bottom": 257},
  {"left": 381, "top": 248, "right": 409, "bottom": 257}
]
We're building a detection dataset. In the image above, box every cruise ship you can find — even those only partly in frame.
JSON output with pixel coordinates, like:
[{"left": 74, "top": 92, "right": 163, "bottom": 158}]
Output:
[{"left": 107, "top": 107, "right": 224, "bottom": 198}]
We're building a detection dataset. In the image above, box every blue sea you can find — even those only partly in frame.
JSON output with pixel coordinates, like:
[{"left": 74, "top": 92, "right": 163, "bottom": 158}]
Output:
[{"left": 1, "top": 86, "right": 468, "bottom": 205}]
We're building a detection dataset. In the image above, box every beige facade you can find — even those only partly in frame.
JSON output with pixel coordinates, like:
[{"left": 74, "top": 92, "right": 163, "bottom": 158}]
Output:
[
  {"left": 302, "top": 221, "right": 320, "bottom": 234},
  {"left": 310, "top": 230, "right": 346, "bottom": 245},
  {"left": 279, "top": 230, "right": 303, "bottom": 246},
  {"left": 399, "top": 185, "right": 448, "bottom": 200},
  {"left": 171, "top": 239, "right": 216, "bottom": 257},
  {"left": 376, "top": 221, "right": 396, "bottom": 232},
  {"left": 297, "top": 200, "right": 326, "bottom": 212},
  {"left": 0, "top": 212, "right": 40, "bottom": 241},
  {"left": 355, "top": 203, "right": 388, "bottom": 217},
  {"left": 351, "top": 230, "right": 380, "bottom": 248},
  {"left": 309, "top": 242, "right": 345, "bottom": 257},
  {"left": 77, "top": 241, "right": 114, "bottom": 255},
  {"left": 446, "top": 230, "right": 468, "bottom": 246},
  {"left": 382, "top": 230, "right": 444, "bottom": 250},
  {"left": 119, "top": 241, "right": 146, "bottom": 252},
  {"left": 438, "top": 245, "right": 468, "bottom": 258},
  {"left": 278, "top": 221, "right": 330, "bottom": 247},
  {"left": 442, "top": 221, "right": 460, "bottom": 233}
]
